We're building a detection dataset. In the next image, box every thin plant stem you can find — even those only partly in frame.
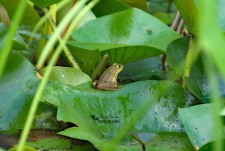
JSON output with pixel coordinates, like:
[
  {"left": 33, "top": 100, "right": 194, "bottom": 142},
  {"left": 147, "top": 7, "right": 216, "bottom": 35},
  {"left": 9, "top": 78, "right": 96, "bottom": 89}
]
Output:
[
  {"left": 170, "top": 11, "right": 181, "bottom": 31},
  {"left": 182, "top": 39, "right": 194, "bottom": 87},
  {"left": 58, "top": 0, "right": 99, "bottom": 70},
  {"left": 43, "top": 8, "right": 80, "bottom": 69},
  {"left": 27, "top": 0, "right": 71, "bottom": 46},
  {"left": 36, "top": 0, "right": 88, "bottom": 69},
  {"left": 176, "top": 19, "right": 184, "bottom": 34}
]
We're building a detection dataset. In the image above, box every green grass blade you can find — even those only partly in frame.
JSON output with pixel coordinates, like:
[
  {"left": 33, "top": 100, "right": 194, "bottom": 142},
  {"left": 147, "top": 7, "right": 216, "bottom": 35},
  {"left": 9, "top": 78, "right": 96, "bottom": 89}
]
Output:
[
  {"left": 27, "top": 0, "right": 70, "bottom": 45},
  {"left": 198, "top": 0, "right": 225, "bottom": 150},
  {"left": 0, "top": 0, "right": 27, "bottom": 77},
  {"left": 17, "top": 1, "right": 98, "bottom": 151},
  {"left": 36, "top": 0, "right": 88, "bottom": 69}
]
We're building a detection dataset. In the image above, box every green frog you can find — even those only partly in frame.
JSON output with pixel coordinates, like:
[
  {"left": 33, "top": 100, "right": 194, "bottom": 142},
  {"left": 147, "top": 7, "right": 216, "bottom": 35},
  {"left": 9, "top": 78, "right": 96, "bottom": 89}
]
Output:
[{"left": 93, "top": 63, "right": 123, "bottom": 90}]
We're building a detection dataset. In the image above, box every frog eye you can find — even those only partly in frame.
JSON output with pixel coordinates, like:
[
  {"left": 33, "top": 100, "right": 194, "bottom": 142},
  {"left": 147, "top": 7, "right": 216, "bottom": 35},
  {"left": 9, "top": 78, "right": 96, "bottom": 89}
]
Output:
[{"left": 118, "top": 65, "right": 122, "bottom": 68}]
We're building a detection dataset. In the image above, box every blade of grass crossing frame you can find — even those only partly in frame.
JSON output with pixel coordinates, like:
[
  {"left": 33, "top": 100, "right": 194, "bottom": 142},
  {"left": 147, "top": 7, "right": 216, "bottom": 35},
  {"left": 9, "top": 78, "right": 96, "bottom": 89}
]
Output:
[
  {"left": 36, "top": 0, "right": 88, "bottom": 69},
  {"left": 42, "top": 8, "right": 81, "bottom": 69},
  {"left": 0, "top": 0, "right": 26, "bottom": 77},
  {"left": 27, "top": 0, "right": 70, "bottom": 45},
  {"left": 198, "top": 0, "right": 225, "bottom": 151},
  {"left": 17, "top": 1, "right": 98, "bottom": 151},
  {"left": 50, "top": 0, "right": 100, "bottom": 70}
]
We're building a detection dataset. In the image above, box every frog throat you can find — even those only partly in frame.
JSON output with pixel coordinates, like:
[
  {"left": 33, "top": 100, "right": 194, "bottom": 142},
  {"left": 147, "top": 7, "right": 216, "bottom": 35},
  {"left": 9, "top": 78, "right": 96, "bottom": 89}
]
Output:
[{"left": 113, "top": 66, "right": 123, "bottom": 77}]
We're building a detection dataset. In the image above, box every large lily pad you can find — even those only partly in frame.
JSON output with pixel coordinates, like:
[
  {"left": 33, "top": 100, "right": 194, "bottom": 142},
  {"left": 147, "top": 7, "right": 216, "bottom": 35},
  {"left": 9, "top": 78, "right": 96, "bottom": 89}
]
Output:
[
  {"left": 0, "top": 52, "right": 59, "bottom": 131},
  {"left": 69, "top": 8, "right": 180, "bottom": 65},
  {"left": 57, "top": 80, "right": 186, "bottom": 133},
  {"left": 179, "top": 104, "right": 225, "bottom": 149},
  {"left": 40, "top": 79, "right": 195, "bottom": 150}
]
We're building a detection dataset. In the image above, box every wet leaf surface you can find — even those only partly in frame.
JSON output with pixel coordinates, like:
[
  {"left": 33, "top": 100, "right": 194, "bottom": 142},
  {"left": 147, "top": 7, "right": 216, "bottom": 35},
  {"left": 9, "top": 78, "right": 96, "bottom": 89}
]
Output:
[
  {"left": 179, "top": 104, "right": 225, "bottom": 148},
  {"left": 39, "top": 79, "right": 195, "bottom": 150}
]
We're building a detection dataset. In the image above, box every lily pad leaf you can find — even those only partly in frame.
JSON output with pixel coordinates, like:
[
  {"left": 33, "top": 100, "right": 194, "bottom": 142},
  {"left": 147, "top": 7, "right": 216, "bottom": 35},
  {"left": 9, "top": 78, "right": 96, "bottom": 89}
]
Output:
[
  {"left": 39, "top": 66, "right": 92, "bottom": 87},
  {"left": 56, "top": 80, "right": 188, "bottom": 133},
  {"left": 68, "top": 42, "right": 163, "bottom": 64},
  {"left": 122, "top": 0, "right": 148, "bottom": 11},
  {"left": 66, "top": 45, "right": 102, "bottom": 75},
  {"left": 167, "top": 37, "right": 190, "bottom": 77},
  {"left": 53, "top": 80, "right": 196, "bottom": 150},
  {"left": 92, "top": 0, "right": 148, "bottom": 17},
  {"left": 179, "top": 104, "right": 225, "bottom": 149},
  {"left": 70, "top": 8, "right": 180, "bottom": 64},
  {"left": 186, "top": 56, "right": 225, "bottom": 103},
  {"left": 92, "top": 0, "right": 130, "bottom": 17},
  {"left": 0, "top": 23, "right": 26, "bottom": 50},
  {"left": 0, "top": 52, "right": 59, "bottom": 131}
]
